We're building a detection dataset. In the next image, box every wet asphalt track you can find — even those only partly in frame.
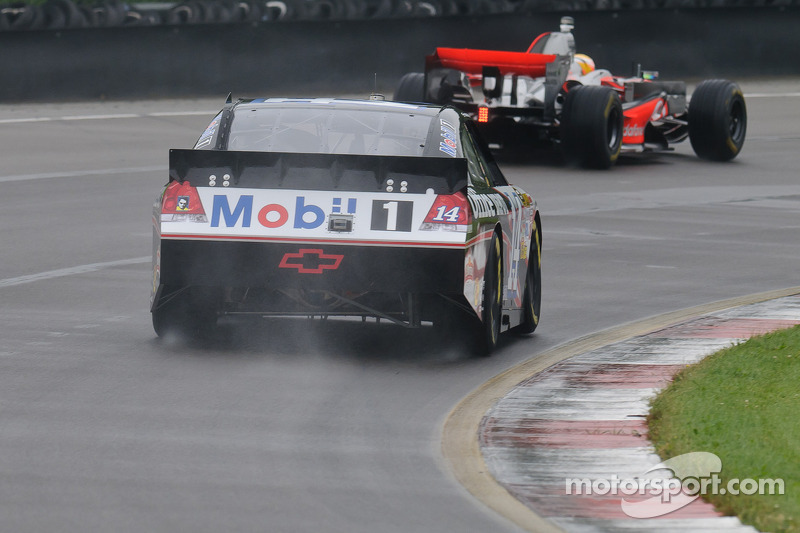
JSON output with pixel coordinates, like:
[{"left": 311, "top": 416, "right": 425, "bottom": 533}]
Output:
[{"left": 0, "top": 81, "right": 798, "bottom": 532}]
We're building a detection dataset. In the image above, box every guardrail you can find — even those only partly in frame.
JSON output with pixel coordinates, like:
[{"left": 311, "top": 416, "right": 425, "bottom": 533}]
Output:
[
  {"left": 0, "top": 6, "right": 797, "bottom": 101},
  {"left": 3, "top": 0, "right": 797, "bottom": 31}
]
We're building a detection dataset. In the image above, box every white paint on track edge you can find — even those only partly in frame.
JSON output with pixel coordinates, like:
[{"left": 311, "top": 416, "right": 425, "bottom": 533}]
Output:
[
  {"left": 441, "top": 286, "right": 800, "bottom": 533},
  {"left": 0, "top": 257, "right": 150, "bottom": 288}
]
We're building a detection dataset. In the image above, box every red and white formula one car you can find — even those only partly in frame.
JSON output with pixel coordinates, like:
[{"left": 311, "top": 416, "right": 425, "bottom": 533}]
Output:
[{"left": 394, "top": 17, "right": 747, "bottom": 168}]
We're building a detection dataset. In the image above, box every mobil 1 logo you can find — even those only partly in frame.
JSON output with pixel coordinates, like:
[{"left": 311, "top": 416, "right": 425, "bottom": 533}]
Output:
[{"left": 370, "top": 200, "right": 413, "bottom": 232}]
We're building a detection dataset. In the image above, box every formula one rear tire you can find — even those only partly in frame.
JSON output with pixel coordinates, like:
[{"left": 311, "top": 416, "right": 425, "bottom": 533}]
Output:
[
  {"left": 688, "top": 79, "right": 747, "bottom": 161},
  {"left": 560, "top": 85, "right": 623, "bottom": 169},
  {"left": 393, "top": 72, "right": 426, "bottom": 103}
]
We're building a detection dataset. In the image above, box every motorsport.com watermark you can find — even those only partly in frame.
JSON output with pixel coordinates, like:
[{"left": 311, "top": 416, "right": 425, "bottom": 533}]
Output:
[{"left": 564, "top": 452, "right": 785, "bottom": 519}]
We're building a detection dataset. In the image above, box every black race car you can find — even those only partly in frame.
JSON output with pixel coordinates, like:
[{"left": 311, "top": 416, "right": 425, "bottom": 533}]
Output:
[{"left": 151, "top": 97, "right": 542, "bottom": 354}]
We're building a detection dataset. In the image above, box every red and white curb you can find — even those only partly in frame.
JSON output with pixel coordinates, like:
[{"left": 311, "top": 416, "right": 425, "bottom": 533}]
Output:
[{"left": 481, "top": 295, "right": 800, "bottom": 532}]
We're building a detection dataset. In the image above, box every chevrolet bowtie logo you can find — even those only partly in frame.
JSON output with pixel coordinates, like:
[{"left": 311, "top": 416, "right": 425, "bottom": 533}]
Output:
[{"left": 278, "top": 249, "right": 343, "bottom": 274}]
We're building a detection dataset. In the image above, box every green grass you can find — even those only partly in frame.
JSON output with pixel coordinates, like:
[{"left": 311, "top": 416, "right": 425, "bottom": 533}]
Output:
[{"left": 649, "top": 325, "right": 800, "bottom": 532}]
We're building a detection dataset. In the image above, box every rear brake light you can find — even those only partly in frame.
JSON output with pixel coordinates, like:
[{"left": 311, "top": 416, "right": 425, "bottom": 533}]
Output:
[
  {"left": 162, "top": 180, "right": 206, "bottom": 215},
  {"left": 477, "top": 106, "right": 489, "bottom": 123}
]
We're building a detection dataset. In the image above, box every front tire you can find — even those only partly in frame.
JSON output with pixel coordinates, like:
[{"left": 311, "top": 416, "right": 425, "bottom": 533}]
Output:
[
  {"left": 688, "top": 79, "right": 747, "bottom": 161},
  {"left": 560, "top": 85, "right": 623, "bottom": 169}
]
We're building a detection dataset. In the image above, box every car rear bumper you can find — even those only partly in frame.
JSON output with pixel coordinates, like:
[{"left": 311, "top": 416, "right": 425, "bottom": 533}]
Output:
[{"left": 158, "top": 238, "right": 466, "bottom": 294}]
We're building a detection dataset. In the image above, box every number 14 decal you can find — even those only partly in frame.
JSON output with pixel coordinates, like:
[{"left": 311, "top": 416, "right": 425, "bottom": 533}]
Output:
[
  {"left": 370, "top": 200, "right": 414, "bottom": 232},
  {"left": 431, "top": 205, "right": 461, "bottom": 222}
]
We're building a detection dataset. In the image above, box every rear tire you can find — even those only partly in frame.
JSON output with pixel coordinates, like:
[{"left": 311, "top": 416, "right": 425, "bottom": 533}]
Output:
[
  {"left": 513, "top": 218, "right": 541, "bottom": 335},
  {"left": 393, "top": 72, "right": 425, "bottom": 103},
  {"left": 560, "top": 85, "right": 623, "bottom": 169},
  {"left": 475, "top": 232, "right": 502, "bottom": 356},
  {"left": 152, "top": 286, "right": 219, "bottom": 339},
  {"left": 688, "top": 79, "right": 746, "bottom": 161}
]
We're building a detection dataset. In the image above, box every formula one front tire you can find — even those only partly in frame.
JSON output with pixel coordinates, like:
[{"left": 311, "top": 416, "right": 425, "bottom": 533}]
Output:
[
  {"left": 560, "top": 85, "right": 623, "bottom": 169},
  {"left": 688, "top": 80, "right": 747, "bottom": 161},
  {"left": 393, "top": 72, "right": 425, "bottom": 103}
]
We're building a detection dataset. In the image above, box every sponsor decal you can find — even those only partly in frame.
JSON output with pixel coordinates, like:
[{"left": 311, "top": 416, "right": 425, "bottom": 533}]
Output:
[
  {"left": 520, "top": 230, "right": 529, "bottom": 262},
  {"left": 624, "top": 124, "right": 645, "bottom": 138},
  {"left": 467, "top": 191, "right": 509, "bottom": 219},
  {"left": 194, "top": 119, "right": 219, "bottom": 149},
  {"left": 151, "top": 247, "right": 160, "bottom": 297},
  {"left": 278, "top": 249, "right": 343, "bottom": 274},
  {"left": 165, "top": 189, "right": 468, "bottom": 246},
  {"left": 210, "top": 195, "right": 357, "bottom": 230},
  {"left": 463, "top": 231, "right": 491, "bottom": 314},
  {"left": 439, "top": 119, "right": 458, "bottom": 157},
  {"left": 463, "top": 252, "right": 478, "bottom": 308},
  {"left": 331, "top": 198, "right": 358, "bottom": 214},
  {"left": 161, "top": 181, "right": 207, "bottom": 222},
  {"left": 497, "top": 188, "right": 526, "bottom": 302}
]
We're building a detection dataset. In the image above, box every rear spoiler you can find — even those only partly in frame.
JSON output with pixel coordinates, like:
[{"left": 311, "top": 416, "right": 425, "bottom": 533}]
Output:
[
  {"left": 169, "top": 149, "right": 468, "bottom": 195},
  {"left": 429, "top": 47, "right": 556, "bottom": 78}
]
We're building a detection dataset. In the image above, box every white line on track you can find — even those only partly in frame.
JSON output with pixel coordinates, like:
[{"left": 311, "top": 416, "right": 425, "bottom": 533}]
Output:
[
  {"left": 0, "top": 117, "right": 53, "bottom": 124},
  {"left": 148, "top": 111, "right": 217, "bottom": 117},
  {"left": 0, "top": 257, "right": 150, "bottom": 288},
  {"left": 0, "top": 110, "right": 216, "bottom": 125},
  {"left": 61, "top": 113, "right": 141, "bottom": 120},
  {"left": 745, "top": 92, "right": 800, "bottom": 98},
  {"left": 0, "top": 165, "right": 164, "bottom": 183},
  {"left": 0, "top": 92, "right": 796, "bottom": 125}
]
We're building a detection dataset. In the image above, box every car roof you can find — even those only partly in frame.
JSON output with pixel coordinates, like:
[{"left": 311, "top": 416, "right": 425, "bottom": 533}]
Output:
[{"left": 232, "top": 97, "right": 446, "bottom": 117}]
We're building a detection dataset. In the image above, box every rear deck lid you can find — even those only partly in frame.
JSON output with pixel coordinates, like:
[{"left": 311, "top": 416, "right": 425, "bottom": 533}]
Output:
[{"left": 160, "top": 150, "right": 471, "bottom": 249}]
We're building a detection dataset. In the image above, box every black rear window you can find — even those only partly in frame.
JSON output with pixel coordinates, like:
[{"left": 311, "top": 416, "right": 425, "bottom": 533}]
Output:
[{"left": 226, "top": 106, "right": 435, "bottom": 157}]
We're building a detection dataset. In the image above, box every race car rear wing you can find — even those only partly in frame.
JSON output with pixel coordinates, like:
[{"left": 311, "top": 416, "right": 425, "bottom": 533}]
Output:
[
  {"left": 168, "top": 149, "right": 468, "bottom": 195},
  {"left": 423, "top": 47, "right": 570, "bottom": 121},
  {"left": 429, "top": 48, "right": 556, "bottom": 78}
]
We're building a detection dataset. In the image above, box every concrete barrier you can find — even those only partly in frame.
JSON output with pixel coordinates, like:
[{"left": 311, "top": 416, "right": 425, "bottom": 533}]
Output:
[{"left": 1, "top": 7, "right": 797, "bottom": 102}]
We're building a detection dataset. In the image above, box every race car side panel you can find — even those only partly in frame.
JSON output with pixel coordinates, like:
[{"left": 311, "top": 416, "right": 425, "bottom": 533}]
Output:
[
  {"left": 622, "top": 96, "right": 665, "bottom": 145},
  {"left": 464, "top": 184, "right": 536, "bottom": 330}
]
